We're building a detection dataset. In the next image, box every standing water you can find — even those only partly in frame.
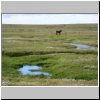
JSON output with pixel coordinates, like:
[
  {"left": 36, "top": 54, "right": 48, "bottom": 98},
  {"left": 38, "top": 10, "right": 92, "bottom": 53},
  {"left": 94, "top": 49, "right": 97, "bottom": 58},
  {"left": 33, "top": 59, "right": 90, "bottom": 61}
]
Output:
[
  {"left": 18, "top": 65, "right": 52, "bottom": 78},
  {"left": 64, "top": 43, "right": 96, "bottom": 50}
]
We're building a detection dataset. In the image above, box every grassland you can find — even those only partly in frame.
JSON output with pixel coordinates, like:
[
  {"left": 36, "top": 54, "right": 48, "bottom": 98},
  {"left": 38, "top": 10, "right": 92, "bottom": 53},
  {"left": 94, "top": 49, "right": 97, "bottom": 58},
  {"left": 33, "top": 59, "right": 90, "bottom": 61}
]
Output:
[{"left": 2, "top": 24, "right": 98, "bottom": 86}]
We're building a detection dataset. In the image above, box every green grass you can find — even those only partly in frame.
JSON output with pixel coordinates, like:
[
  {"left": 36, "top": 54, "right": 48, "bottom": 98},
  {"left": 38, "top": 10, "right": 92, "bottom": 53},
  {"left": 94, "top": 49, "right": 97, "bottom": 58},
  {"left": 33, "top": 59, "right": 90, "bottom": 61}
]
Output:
[{"left": 2, "top": 24, "right": 98, "bottom": 86}]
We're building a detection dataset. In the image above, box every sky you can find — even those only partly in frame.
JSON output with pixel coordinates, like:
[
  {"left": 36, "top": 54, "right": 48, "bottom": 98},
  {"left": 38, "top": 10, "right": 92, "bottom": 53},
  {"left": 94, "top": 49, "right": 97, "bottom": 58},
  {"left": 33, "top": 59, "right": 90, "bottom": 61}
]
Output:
[{"left": 2, "top": 14, "right": 98, "bottom": 24}]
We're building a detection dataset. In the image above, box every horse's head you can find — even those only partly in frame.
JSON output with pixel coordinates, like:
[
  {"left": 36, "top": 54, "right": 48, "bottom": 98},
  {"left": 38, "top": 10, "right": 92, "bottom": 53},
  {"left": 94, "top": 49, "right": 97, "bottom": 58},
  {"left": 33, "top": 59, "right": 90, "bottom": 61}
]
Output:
[{"left": 60, "top": 30, "right": 62, "bottom": 32}]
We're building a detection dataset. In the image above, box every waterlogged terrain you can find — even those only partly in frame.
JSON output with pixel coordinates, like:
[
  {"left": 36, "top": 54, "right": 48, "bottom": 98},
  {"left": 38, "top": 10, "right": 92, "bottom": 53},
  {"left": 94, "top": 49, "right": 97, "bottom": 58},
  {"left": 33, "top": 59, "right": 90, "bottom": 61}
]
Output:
[
  {"left": 2, "top": 24, "right": 98, "bottom": 86},
  {"left": 64, "top": 43, "right": 96, "bottom": 50},
  {"left": 18, "top": 65, "right": 52, "bottom": 78}
]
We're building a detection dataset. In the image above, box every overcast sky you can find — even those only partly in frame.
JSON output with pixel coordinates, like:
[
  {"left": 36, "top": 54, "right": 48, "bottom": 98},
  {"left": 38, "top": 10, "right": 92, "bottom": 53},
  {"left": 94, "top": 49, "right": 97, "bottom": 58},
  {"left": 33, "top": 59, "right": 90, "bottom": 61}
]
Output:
[{"left": 2, "top": 14, "right": 98, "bottom": 24}]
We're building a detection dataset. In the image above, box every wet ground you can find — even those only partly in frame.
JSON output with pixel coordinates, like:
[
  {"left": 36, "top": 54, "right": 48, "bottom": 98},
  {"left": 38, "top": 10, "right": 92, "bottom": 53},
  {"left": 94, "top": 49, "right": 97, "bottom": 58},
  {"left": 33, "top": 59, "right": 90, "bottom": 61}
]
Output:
[
  {"left": 64, "top": 43, "right": 96, "bottom": 50},
  {"left": 18, "top": 65, "right": 52, "bottom": 78}
]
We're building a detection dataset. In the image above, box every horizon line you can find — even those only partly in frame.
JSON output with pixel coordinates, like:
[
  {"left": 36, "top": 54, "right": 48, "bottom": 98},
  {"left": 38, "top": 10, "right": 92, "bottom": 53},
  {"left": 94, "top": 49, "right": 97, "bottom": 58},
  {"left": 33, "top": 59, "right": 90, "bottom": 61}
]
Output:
[{"left": 2, "top": 23, "right": 98, "bottom": 25}]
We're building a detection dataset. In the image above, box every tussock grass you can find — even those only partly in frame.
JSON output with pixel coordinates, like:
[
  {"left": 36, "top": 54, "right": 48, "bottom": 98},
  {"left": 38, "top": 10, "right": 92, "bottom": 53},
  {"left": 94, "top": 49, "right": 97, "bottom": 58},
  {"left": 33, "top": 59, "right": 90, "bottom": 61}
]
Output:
[{"left": 2, "top": 49, "right": 97, "bottom": 57}]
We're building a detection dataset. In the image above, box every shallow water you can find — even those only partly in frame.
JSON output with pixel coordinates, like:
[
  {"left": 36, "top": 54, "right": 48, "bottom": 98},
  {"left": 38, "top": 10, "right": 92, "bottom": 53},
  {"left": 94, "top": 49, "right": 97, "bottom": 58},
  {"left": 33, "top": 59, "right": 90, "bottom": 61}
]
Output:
[
  {"left": 18, "top": 65, "right": 52, "bottom": 77},
  {"left": 64, "top": 43, "right": 95, "bottom": 50}
]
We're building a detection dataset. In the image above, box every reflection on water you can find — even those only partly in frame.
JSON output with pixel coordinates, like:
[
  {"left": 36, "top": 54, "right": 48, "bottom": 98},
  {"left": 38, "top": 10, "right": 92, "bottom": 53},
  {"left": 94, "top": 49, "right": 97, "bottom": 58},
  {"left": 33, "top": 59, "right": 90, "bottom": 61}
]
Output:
[
  {"left": 18, "top": 65, "right": 52, "bottom": 78},
  {"left": 64, "top": 43, "right": 96, "bottom": 50},
  {"left": 72, "top": 44, "right": 95, "bottom": 50}
]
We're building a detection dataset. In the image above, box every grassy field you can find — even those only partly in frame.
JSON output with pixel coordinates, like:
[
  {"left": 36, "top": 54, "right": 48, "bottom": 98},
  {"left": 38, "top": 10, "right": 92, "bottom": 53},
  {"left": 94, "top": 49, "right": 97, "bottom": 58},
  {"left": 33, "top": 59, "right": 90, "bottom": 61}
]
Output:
[{"left": 2, "top": 24, "right": 98, "bottom": 86}]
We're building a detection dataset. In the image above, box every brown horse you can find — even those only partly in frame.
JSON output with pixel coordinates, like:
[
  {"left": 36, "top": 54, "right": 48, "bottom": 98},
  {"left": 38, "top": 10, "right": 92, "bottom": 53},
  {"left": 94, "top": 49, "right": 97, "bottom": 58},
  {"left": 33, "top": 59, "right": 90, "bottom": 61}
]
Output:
[{"left": 56, "top": 30, "right": 62, "bottom": 35}]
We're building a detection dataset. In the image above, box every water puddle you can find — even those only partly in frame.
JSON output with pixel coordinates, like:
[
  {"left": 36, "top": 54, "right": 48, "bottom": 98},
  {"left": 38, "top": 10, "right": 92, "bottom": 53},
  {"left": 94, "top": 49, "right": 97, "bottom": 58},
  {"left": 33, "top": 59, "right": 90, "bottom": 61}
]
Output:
[
  {"left": 18, "top": 65, "right": 52, "bottom": 78},
  {"left": 64, "top": 43, "right": 96, "bottom": 50}
]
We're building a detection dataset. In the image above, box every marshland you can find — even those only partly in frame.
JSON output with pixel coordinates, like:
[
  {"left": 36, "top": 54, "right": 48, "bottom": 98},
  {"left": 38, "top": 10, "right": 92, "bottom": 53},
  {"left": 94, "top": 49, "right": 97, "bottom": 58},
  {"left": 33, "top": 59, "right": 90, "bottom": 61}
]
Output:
[{"left": 2, "top": 24, "right": 98, "bottom": 86}]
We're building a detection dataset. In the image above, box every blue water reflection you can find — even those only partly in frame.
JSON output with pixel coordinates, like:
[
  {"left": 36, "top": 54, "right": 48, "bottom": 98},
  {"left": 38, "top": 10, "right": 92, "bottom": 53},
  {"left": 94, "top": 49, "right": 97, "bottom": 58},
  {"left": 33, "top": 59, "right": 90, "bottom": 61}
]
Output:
[
  {"left": 64, "top": 43, "right": 96, "bottom": 50},
  {"left": 18, "top": 65, "right": 52, "bottom": 77}
]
